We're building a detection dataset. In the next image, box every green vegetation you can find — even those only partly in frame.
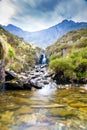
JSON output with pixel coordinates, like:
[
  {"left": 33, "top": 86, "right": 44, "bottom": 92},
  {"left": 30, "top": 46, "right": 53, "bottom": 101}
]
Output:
[
  {"left": 0, "top": 26, "right": 38, "bottom": 72},
  {"left": 47, "top": 29, "right": 87, "bottom": 83}
]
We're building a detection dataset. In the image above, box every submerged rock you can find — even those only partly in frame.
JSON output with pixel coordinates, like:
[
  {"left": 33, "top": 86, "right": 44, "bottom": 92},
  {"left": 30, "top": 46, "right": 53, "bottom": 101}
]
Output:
[
  {"left": 49, "top": 108, "right": 75, "bottom": 118},
  {"left": 30, "top": 104, "right": 66, "bottom": 108},
  {"left": 70, "top": 103, "right": 87, "bottom": 108}
]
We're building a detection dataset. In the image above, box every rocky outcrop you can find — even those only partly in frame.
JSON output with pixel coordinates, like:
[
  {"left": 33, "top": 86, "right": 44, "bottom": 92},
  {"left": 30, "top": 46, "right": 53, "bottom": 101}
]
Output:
[{"left": 2, "top": 64, "right": 57, "bottom": 90}]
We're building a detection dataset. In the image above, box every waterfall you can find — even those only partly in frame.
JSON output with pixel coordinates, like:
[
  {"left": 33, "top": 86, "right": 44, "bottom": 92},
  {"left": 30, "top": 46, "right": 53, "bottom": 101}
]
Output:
[{"left": 42, "top": 54, "right": 46, "bottom": 64}]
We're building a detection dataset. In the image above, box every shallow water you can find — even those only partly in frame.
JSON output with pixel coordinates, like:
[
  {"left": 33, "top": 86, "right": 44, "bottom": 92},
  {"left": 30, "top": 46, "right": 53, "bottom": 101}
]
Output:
[{"left": 0, "top": 85, "right": 87, "bottom": 130}]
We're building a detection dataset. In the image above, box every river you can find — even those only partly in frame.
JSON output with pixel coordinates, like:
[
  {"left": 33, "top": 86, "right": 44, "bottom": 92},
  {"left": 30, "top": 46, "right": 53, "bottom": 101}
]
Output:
[{"left": 0, "top": 84, "right": 87, "bottom": 130}]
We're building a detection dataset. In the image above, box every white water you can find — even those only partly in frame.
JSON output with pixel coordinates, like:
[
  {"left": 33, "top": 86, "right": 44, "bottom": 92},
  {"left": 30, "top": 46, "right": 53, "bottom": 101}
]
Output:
[{"left": 42, "top": 54, "right": 47, "bottom": 64}]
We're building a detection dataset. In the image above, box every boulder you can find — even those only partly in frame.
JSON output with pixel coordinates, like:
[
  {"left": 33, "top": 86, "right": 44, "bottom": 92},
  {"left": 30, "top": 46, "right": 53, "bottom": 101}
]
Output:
[
  {"left": 5, "top": 79, "right": 32, "bottom": 90},
  {"left": 5, "top": 80, "right": 23, "bottom": 90},
  {"left": 29, "top": 79, "right": 42, "bottom": 89},
  {"left": 5, "top": 70, "right": 17, "bottom": 81}
]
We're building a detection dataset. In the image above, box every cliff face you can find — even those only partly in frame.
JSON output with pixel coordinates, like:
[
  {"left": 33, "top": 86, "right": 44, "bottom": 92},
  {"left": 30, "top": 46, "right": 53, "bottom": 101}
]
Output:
[
  {"left": 0, "top": 60, "right": 5, "bottom": 87},
  {"left": 0, "top": 41, "right": 5, "bottom": 87}
]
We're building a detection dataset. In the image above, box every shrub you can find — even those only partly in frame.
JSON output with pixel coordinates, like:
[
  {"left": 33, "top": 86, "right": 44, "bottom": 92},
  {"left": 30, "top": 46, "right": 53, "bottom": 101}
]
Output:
[
  {"left": 49, "top": 58, "right": 72, "bottom": 72},
  {"left": 75, "top": 59, "right": 87, "bottom": 73},
  {"left": 50, "top": 53, "right": 61, "bottom": 61},
  {"left": 8, "top": 44, "right": 15, "bottom": 58},
  {"left": 75, "top": 37, "right": 87, "bottom": 48}
]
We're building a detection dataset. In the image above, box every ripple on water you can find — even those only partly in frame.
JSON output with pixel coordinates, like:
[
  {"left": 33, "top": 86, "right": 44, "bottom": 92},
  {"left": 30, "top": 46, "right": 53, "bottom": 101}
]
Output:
[{"left": 0, "top": 86, "right": 87, "bottom": 129}]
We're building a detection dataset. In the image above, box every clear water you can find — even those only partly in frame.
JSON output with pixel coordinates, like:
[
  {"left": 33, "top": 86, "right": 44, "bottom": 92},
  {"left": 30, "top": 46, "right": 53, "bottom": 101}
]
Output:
[{"left": 0, "top": 85, "right": 87, "bottom": 130}]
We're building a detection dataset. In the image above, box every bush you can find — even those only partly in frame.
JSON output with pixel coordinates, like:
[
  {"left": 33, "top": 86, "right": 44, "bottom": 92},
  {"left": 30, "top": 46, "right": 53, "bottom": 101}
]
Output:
[
  {"left": 49, "top": 58, "right": 72, "bottom": 72},
  {"left": 64, "top": 69, "right": 76, "bottom": 80},
  {"left": 10, "top": 63, "right": 23, "bottom": 72},
  {"left": 50, "top": 53, "right": 62, "bottom": 61},
  {"left": 81, "top": 48, "right": 87, "bottom": 59},
  {"left": 75, "top": 59, "right": 87, "bottom": 76},
  {"left": 75, "top": 37, "right": 87, "bottom": 48},
  {"left": 8, "top": 44, "right": 15, "bottom": 58}
]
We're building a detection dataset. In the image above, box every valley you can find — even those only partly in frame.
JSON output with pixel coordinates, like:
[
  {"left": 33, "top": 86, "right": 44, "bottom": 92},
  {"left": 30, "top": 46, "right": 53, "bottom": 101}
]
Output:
[{"left": 0, "top": 21, "right": 87, "bottom": 130}]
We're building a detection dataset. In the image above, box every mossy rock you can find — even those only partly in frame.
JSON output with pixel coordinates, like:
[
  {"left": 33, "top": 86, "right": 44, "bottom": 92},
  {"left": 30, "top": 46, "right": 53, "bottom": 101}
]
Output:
[
  {"left": 78, "top": 98, "right": 87, "bottom": 103},
  {"left": 49, "top": 108, "right": 75, "bottom": 118},
  {"left": 0, "top": 111, "right": 14, "bottom": 123},
  {"left": 79, "top": 107, "right": 87, "bottom": 112},
  {"left": 70, "top": 103, "right": 87, "bottom": 108},
  {"left": 15, "top": 106, "right": 33, "bottom": 115}
]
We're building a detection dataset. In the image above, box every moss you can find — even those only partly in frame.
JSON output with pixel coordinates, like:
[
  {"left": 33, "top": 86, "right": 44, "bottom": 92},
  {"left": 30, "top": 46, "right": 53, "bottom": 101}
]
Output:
[
  {"left": 70, "top": 103, "right": 87, "bottom": 108},
  {"left": 49, "top": 108, "right": 75, "bottom": 118}
]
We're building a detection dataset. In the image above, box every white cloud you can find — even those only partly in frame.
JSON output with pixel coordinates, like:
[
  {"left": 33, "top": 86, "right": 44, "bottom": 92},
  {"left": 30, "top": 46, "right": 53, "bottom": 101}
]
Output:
[
  {"left": 0, "top": 0, "right": 87, "bottom": 31},
  {"left": 0, "top": 0, "right": 17, "bottom": 25}
]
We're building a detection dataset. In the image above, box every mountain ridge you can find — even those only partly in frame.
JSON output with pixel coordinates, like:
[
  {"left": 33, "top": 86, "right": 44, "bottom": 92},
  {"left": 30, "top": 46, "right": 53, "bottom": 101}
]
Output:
[{"left": 3, "top": 20, "right": 87, "bottom": 48}]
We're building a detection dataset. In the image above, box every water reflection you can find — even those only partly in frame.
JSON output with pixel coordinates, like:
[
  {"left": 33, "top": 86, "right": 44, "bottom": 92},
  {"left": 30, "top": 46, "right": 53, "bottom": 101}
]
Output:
[
  {"left": 38, "top": 84, "right": 57, "bottom": 96},
  {"left": 0, "top": 86, "right": 87, "bottom": 130}
]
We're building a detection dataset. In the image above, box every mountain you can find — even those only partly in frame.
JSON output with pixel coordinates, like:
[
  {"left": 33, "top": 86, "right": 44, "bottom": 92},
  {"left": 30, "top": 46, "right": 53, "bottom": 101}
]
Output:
[{"left": 3, "top": 20, "right": 87, "bottom": 48}]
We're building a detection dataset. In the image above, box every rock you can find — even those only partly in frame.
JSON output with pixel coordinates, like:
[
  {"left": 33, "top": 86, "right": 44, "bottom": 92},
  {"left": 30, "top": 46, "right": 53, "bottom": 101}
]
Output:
[
  {"left": 36, "top": 82, "right": 44, "bottom": 88},
  {"left": 30, "top": 75, "right": 37, "bottom": 79},
  {"left": 79, "top": 89, "right": 87, "bottom": 94},
  {"left": 40, "top": 64, "right": 46, "bottom": 68},
  {"left": 44, "top": 72, "right": 54, "bottom": 78},
  {"left": 5, "top": 70, "right": 17, "bottom": 81},
  {"left": 79, "top": 108, "right": 87, "bottom": 112},
  {"left": 29, "top": 79, "right": 42, "bottom": 89},
  {"left": 5, "top": 80, "right": 23, "bottom": 90},
  {"left": 5, "top": 79, "right": 32, "bottom": 90},
  {"left": 0, "top": 60, "right": 5, "bottom": 87},
  {"left": 49, "top": 108, "right": 75, "bottom": 118},
  {"left": 23, "top": 82, "right": 32, "bottom": 90},
  {"left": 0, "top": 111, "right": 14, "bottom": 123},
  {"left": 41, "top": 80, "right": 49, "bottom": 84},
  {"left": 15, "top": 106, "right": 33, "bottom": 115},
  {"left": 31, "top": 104, "right": 66, "bottom": 108},
  {"left": 17, "top": 114, "right": 37, "bottom": 125},
  {"left": 70, "top": 103, "right": 87, "bottom": 108},
  {"left": 4, "top": 64, "right": 58, "bottom": 90}
]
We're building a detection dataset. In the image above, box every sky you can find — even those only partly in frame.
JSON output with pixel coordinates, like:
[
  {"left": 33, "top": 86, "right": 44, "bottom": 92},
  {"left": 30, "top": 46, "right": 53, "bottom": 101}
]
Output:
[{"left": 0, "top": 0, "right": 87, "bottom": 32}]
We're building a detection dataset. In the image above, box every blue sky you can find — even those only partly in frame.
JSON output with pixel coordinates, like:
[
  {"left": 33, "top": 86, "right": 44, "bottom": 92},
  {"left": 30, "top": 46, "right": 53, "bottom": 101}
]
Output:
[{"left": 0, "top": 0, "right": 87, "bottom": 31}]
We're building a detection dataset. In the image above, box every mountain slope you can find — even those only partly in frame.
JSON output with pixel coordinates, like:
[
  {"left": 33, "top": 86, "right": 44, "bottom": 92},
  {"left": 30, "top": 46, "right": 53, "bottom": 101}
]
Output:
[
  {"left": 46, "top": 28, "right": 87, "bottom": 55},
  {"left": 46, "top": 28, "right": 87, "bottom": 83},
  {"left": 3, "top": 20, "right": 87, "bottom": 48},
  {"left": 0, "top": 26, "right": 37, "bottom": 72}
]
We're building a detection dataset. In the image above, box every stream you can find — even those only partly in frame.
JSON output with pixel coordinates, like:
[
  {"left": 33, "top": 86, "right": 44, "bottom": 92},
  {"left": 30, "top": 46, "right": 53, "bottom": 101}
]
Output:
[
  {"left": 0, "top": 65, "right": 87, "bottom": 130},
  {"left": 0, "top": 85, "right": 87, "bottom": 130}
]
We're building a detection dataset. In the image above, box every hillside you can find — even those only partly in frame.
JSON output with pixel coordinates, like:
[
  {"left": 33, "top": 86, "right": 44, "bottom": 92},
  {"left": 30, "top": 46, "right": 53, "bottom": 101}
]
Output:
[
  {"left": 3, "top": 20, "right": 87, "bottom": 48},
  {"left": 46, "top": 29, "right": 87, "bottom": 83},
  {"left": 0, "top": 26, "right": 37, "bottom": 72}
]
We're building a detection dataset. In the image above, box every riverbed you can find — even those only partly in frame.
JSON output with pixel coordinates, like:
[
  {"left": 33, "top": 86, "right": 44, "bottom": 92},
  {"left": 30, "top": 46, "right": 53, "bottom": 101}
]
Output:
[{"left": 0, "top": 85, "right": 87, "bottom": 130}]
